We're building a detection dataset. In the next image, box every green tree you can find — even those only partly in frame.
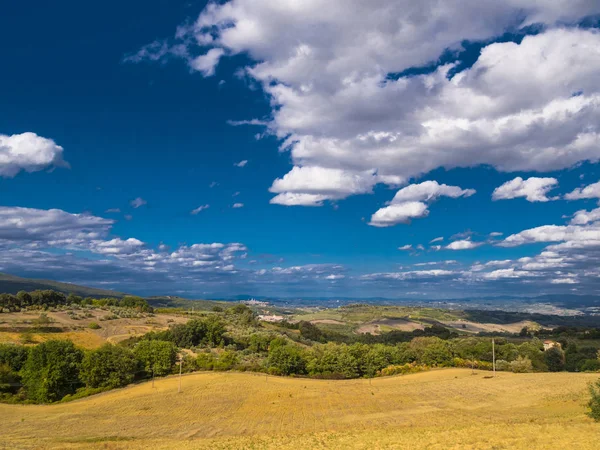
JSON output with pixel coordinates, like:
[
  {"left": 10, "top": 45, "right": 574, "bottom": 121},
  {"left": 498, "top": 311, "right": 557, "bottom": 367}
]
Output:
[
  {"left": 544, "top": 347, "right": 565, "bottom": 372},
  {"left": 268, "top": 345, "right": 307, "bottom": 375},
  {"left": 0, "top": 364, "right": 20, "bottom": 393},
  {"left": 80, "top": 344, "right": 139, "bottom": 389},
  {"left": 298, "top": 321, "right": 323, "bottom": 342},
  {"left": 307, "top": 343, "right": 358, "bottom": 378},
  {"left": 0, "top": 344, "right": 29, "bottom": 372},
  {"left": 588, "top": 379, "right": 600, "bottom": 421},
  {"left": 133, "top": 340, "right": 177, "bottom": 377},
  {"left": 20, "top": 340, "right": 83, "bottom": 403}
]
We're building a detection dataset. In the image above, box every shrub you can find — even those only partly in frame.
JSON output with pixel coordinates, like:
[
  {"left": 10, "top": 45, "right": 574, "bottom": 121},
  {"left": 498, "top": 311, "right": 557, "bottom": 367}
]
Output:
[
  {"left": 88, "top": 322, "right": 101, "bottom": 330},
  {"left": 509, "top": 356, "right": 533, "bottom": 373},
  {"left": 452, "top": 357, "right": 493, "bottom": 371},
  {"left": 377, "top": 363, "right": 429, "bottom": 377},
  {"left": 588, "top": 379, "right": 600, "bottom": 421}
]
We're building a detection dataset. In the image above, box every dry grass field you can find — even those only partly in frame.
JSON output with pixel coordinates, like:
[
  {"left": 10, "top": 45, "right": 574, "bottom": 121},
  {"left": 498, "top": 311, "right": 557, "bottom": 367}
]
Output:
[
  {"left": 0, "top": 310, "right": 188, "bottom": 349},
  {"left": 1, "top": 368, "right": 598, "bottom": 449}
]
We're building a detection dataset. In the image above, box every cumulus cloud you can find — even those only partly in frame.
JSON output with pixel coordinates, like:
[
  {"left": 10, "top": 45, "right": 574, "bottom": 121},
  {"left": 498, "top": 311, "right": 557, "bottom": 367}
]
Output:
[
  {"left": 232, "top": 203, "right": 244, "bottom": 208},
  {"left": 235, "top": 160, "right": 248, "bottom": 168},
  {"left": 565, "top": 180, "right": 600, "bottom": 200},
  {"left": 370, "top": 202, "right": 429, "bottom": 227},
  {"left": 446, "top": 239, "right": 482, "bottom": 250},
  {"left": 191, "top": 204, "right": 210, "bottom": 215},
  {"left": 570, "top": 207, "right": 600, "bottom": 225},
  {"left": 492, "top": 177, "right": 559, "bottom": 202},
  {"left": 130, "top": 197, "right": 147, "bottom": 209},
  {"left": 0, "top": 132, "right": 68, "bottom": 177},
  {"left": 134, "top": 3, "right": 600, "bottom": 207},
  {"left": 398, "top": 244, "right": 413, "bottom": 251},
  {"left": 0, "top": 206, "right": 113, "bottom": 245},
  {"left": 430, "top": 237, "right": 444, "bottom": 243},
  {"left": 270, "top": 166, "right": 376, "bottom": 206},
  {"left": 369, "top": 181, "right": 474, "bottom": 227},
  {"left": 501, "top": 223, "right": 600, "bottom": 248}
]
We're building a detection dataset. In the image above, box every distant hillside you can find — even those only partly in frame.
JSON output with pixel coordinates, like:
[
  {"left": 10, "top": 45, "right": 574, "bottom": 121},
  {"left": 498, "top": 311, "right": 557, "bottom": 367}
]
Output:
[
  {"left": 0, "top": 273, "right": 125, "bottom": 298},
  {"left": 146, "top": 295, "right": 232, "bottom": 311}
]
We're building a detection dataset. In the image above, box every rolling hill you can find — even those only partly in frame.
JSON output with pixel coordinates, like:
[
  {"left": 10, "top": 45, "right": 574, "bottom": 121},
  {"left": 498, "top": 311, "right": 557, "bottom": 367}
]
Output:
[
  {"left": 0, "top": 273, "right": 125, "bottom": 298},
  {"left": 0, "top": 369, "right": 597, "bottom": 449}
]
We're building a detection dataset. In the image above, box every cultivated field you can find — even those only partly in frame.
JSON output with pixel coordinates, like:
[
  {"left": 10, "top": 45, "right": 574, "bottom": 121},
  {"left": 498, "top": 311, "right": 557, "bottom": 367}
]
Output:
[{"left": 0, "top": 369, "right": 598, "bottom": 449}]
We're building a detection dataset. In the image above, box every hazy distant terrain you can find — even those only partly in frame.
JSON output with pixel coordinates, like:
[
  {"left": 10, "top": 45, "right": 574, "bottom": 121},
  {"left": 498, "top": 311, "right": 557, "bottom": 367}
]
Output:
[{"left": 0, "top": 273, "right": 125, "bottom": 298}]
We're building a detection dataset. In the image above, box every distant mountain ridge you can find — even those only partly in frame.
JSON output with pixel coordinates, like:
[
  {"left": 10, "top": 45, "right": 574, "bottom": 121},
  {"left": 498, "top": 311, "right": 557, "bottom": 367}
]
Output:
[{"left": 0, "top": 273, "right": 125, "bottom": 298}]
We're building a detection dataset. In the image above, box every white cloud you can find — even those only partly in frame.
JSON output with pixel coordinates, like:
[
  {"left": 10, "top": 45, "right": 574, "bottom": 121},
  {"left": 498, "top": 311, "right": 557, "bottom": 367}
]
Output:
[
  {"left": 482, "top": 268, "right": 531, "bottom": 280},
  {"left": 390, "top": 181, "right": 475, "bottom": 203},
  {"left": 492, "top": 177, "right": 558, "bottom": 202},
  {"left": 398, "top": 244, "right": 412, "bottom": 251},
  {"left": 570, "top": 207, "right": 600, "bottom": 225},
  {"left": 135, "top": 3, "right": 600, "bottom": 208},
  {"left": 362, "top": 269, "right": 455, "bottom": 281},
  {"left": 189, "top": 48, "right": 225, "bottom": 76},
  {"left": 270, "top": 192, "right": 328, "bottom": 207},
  {"left": 489, "top": 232, "right": 503, "bottom": 237},
  {"left": 430, "top": 237, "right": 444, "bottom": 243},
  {"left": 105, "top": 208, "right": 121, "bottom": 213},
  {"left": 369, "top": 202, "right": 428, "bottom": 227},
  {"left": 551, "top": 277, "right": 578, "bottom": 284},
  {"left": 369, "top": 181, "right": 474, "bottom": 227},
  {"left": 446, "top": 239, "right": 482, "bottom": 250},
  {"left": 130, "top": 197, "right": 147, "bottom": 209},
  {"left": 565, "top": 180, "right": 600, "bottom": 200},
  {"left": 191, "top": 204, "right": 210, "bottom": 215},
  {"left": 0, "top": 132, "right": 68, "bottom": 177},
  {"left": 232, "top": 203, "right": 244, "bottom": 208},
  {"left": 501, "top": 223, "right": 600, "bottom": 248},
  {"left": 270, "top": 166, "right": 376, "bottom": 206},
  {"left": 235, "top": 160, "right": 248, "bottom": 168},
  {"left": 0, "top": 206, "right": 113, "bottom": 244}
]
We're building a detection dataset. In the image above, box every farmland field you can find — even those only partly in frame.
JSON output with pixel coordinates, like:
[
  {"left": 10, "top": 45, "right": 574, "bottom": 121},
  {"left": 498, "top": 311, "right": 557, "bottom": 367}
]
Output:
[{"left": 0, "top": 369, "right": 598, "bottom": 449}]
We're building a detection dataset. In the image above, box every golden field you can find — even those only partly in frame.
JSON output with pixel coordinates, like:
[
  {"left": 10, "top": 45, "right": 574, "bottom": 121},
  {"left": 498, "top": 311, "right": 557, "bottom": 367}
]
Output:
[{"left": 0, "top": 368, "right": 598, "bottom": 449}]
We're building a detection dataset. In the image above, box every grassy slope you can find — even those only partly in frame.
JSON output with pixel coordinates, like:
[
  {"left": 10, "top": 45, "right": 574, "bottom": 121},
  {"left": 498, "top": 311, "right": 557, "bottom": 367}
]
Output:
[
  {"left": 0, "top": 273, "right": 125, "bottom": 298},
  {"left": 1, "top": 369, "right": 598, "bottom": 449}
]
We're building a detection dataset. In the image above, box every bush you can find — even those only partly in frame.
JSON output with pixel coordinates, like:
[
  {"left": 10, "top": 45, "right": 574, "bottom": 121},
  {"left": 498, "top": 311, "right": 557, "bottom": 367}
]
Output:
[
  {"left": 20, "top": 340, "right": 83, "bottom": 403},
  {"left": 509, "top": 356, "right": 533, "bottom": 373},
  {"left": 588, "top": 379, "right": 600, "bottom": 421},
  {"left": 452, "top": 357, "right": 493, "bottom": 371},
  {"left": 80, "top": 344, "right": 138, "bottom": 389},
  {"left": 377, "top": 363, "right": 429, "bottom": 377},
  {"left": 88, "top": 322, "right": 101, "bottom": 330}
]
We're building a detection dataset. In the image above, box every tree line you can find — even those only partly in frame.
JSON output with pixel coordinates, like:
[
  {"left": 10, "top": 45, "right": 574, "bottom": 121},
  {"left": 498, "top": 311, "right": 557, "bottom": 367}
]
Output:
[{"left": 0, "top": 290, "right": 152, "bottom": 312}]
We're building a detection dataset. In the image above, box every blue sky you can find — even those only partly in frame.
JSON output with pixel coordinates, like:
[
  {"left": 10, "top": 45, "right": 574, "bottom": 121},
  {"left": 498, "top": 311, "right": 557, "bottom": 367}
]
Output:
[{"left": 2, "top": 1, "right": 600, "bottom": 299}]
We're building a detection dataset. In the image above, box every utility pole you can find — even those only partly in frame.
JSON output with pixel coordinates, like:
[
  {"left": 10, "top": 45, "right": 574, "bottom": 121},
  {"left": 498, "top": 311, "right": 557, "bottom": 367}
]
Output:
[
  {"left": 492, "top": 338, "right": 496, "bottom": 378},
  {"left": 178, "top": 354, "right": 183, "bottom": 393}
]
